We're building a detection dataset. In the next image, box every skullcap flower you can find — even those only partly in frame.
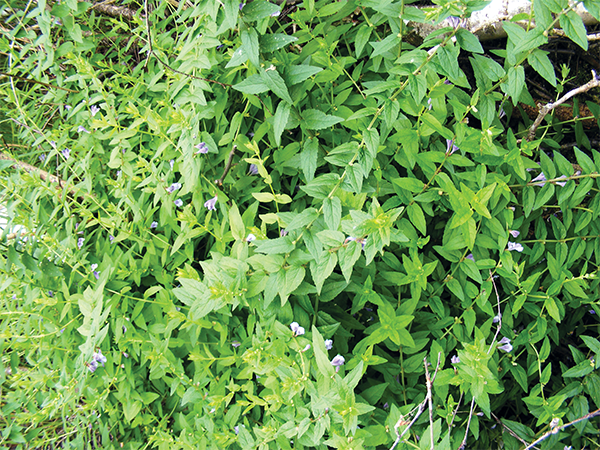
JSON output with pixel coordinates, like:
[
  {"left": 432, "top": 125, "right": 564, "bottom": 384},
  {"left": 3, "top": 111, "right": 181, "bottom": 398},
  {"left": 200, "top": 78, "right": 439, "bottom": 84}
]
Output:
[
  {"left": 90, "top": 105, "right": 100, "bottom": 117},
  {"left": 78, "top": 126, "right": 90, "bottom": 134},
  {"left": 204, "top": 195, "right": 218, "bottom": 211},
  {"left": 507, "top": 242, "right": 524, "bottom": 252},
  {"left": 194, "top": 142, "right": 208, "bottom": 154},
  {"left": 151, "top": 221, "right": 158, "bottom": 229},
  {"left": 174, "top": 199, "right": 183, "bottom": 207},
  {"left": 498, "top": 337, "right": 512, "bottom": 353},
  {"left": 451, "top": 355, "right": 460, "bottom": 364},
  {"left": 246, "top": 233, "right": 256, "bottom": 242},
  {"left": 166, "top": 182, "right": 182, "bottom": 194},
  {"left": 331, "top": 354, "right": 345, "bottom": 367},
  {"left": 77, "top": 237, "right": 84, "bottom": 249},
  {"left": 324, "top": 339, "right": 333, "bottom": 350}
]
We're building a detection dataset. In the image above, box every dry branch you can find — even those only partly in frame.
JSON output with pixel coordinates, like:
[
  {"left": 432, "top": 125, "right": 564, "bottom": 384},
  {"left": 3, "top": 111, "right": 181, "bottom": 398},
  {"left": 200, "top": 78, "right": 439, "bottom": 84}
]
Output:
[
  {"left": 91, "top": 1, "right": 139, "bottom": 20},
  {"left": 526, "top": 70, "right": 600, "bottom": 141},
  {"left": 0, "top": 152, "right": 73, "bottom": 196}
]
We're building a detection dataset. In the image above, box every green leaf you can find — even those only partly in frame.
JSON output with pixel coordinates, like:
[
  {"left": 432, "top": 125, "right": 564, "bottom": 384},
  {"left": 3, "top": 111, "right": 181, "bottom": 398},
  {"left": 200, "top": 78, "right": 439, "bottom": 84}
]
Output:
[
  {"left": 338, "top": 240, "right": 362, "bottom": 283},
  {"left": 241, "top": 28, "right": 260, "bottom": 68},
  {"left": 407, "top": 203, "right": 426, "bottom": 235},
  {"left": 273, "top": 101, "right": 290, "bottom": 147},
  {"left": 323, "top": 196, "right": 342, "bottom": 231},
  {"left": 232, "top": 74, "right": 269, "bottom": 95},
  {"left": 286, "top": 208, "right": 319, "bottom": 231},
  {"left": 311, "top": 251, "right": 337, "bottom": 294},
  {"left": 252, "top": 192, "right": 275, "bottom": 202},
  {"left": 528, "top": 49, "right": 556, "bottom": 87},
  {"left": 285, "top": 65, "right": 323, "bottom": 85},
  {"left": 363, "top": 128, "right": 379, "bottom": 159},
  {"left": 301, "top": 109, "right": 345, "bottom": 130},
  {"left": 532, "top": 183, "right": 555, "bottom": 210},
  {"left": 260, "top": 67, "right": 292, "bottom": 104},
  {"left": 301, "top": 137, "right": 319, "bottom": 182},
  {"left": 584, "top": 0, "right": 600, "bottom": 21},
  {"left": 253, "top": 236, "right": 295, "bottom": 254},
  {"left": 533, "top": 0, "right": 553, "bottom": 29},
  {"left": 369, "top": 35, "right": 401, "bottom": 57},
  {"left": 354, "top": 24, "right": 372, "bottom": 58},
  {"left": 455, "top": 28, "right": 483, "bottom": 53},
  {"left": 392, "top": 177, "right": 425, "bottom": 193},
  {"left": 312, "top": 325, "right": 335, "bottom": 377},
  {"left": 560, "top": 10, "right": 588, "bottom": 50},
  {"left": 260, "top": 34, "right": 298, "bottom": 52},
  {"left": 563, "top": 360, "right": 594, "bottom": 377},
  {"left": 229, "top": 203, "right": 245, "bottom": 241},
  {"left": 504, "top": 66, "right": 525, "bottom": 105},
  {"left": 241, "top": 0, "right": 280, "bottom": 21},
  {"left": 574, "top": 146, "right": 595, "bottom": 173},
  {"left": 581, "top": 335, "right": 600, "bottom": 354},
  {"left": 539, "top": 151, "right": 556, "bottom": 179}
]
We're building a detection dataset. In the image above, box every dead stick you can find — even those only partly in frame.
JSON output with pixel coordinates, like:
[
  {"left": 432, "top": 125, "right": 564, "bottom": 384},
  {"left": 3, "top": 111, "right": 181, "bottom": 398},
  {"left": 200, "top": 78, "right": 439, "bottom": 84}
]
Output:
[
  {"left": 0, "top": 152, "right": 74, "bottom": 196},
  {"left": 490, "top": 413, "right": 535, "bottom": 449},
  {"left": 0, "top": 72, "right": 78, "bottom": 93},
  {"left": 216, "top": 145, "right": 237, "bottom": 187},
  {"left": 524, "top": 407, "right": 600, "bottom": 450},
  {"left": 458, "top": 397, "right": 476, "bottom": 450},
  {"left": 527, "top": 70, "right": 600, "bottom": 141}
]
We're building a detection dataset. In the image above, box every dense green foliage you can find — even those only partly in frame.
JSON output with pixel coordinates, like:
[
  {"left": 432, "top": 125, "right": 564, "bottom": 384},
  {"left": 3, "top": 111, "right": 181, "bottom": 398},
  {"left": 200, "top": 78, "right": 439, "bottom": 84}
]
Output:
[{"left": 3, "top": 0, "right": 600, "bottom": 448}]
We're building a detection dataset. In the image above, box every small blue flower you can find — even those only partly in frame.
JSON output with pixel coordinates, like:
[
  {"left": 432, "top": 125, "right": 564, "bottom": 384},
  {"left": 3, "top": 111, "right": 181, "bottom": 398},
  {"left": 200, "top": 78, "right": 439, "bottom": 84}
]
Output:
[
  {"left": 109, "top": 235, "right": 115, "bottom": 244},
  {"left": 88, "top": 360, "right": 98, "bottom": 373},
  {"left": 93, "top": 349, "right": 107, "bottom": 366},
  {"left": 507, "top": 242, "right": 523, "bottom": 252},
  {"left": 77, "top": 237, "right": 84, "bottom": 249},
  {"left": 169, "top": 159, "right": 174, "bottom": 170},
  {"left": 174, "top": 199, "right": 183, "bottom": 207},
  {"left": 239, "top": 3, "right": 245, "bottom": 10},
  {"left": 498, "top": 337, "right": 513, "bottom": 353},
  {"left": 151, "top": 221, "right": 158, "bottom": 229},
  {"left": 62, "top": 148, "right": 70, "bottom": 159},
  {"left": 90, "top": 105, "right": 100, "bottom": 117},
  {"left": 290, "top": 322, "right": 305, "bottom": 336},
  {"left": 166, "top": 182, "right": 182, "bottom": 193},
  {"left": 331, "top": 354, "right": 345, "bottom": 369},
  {"left": 446, "top": 139, "right": 459, "bottom": 155},
  {"left": 324, "top": 339, "right": 333, "bottom": 350},
  {"left": 78, "top": 125, "right": 90, "bottom": 134},
  {"left": 39, "top": 153, "right": 46, "bottom": 162},
  {"left": 246, "top": 233, "right": 256, "bottom": 242},
  {"left": 204, "top": 195, "right": 217, "bottom": 211},
  {"left": 194, "top": 142, "right": 208, "bottom": 154},
  {"left": 451, "top": 355, "right": 460, "bottom": 364},
  {"left": 91, "top": 263, "right": 100, "bottom": 280},
  {"left": 248, "top": 164, "right": 259, "bottom": 175}
]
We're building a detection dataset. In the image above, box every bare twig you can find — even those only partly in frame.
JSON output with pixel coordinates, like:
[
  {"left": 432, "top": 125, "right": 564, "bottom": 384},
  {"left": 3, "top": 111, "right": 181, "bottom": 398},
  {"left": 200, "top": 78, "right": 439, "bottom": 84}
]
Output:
[
  {"left": 216, "top": 145, "right": 237, "bottom": 187},
  {"left": 490, "top": 413, "right": 536, "bottom": 449},
  {"left": 91, "top": 1, "right": 139, "bottom": 20},
  {"left": 0, "top": 72, "right": 78, "bottom": 93},
  {"left": 487, "top": 269, "right": 503, "bottom": 354},
  {"left": 390, "top": 354, "right": 441, "bottom": 450},
  {"left": 524, "top": 407, "right": 600, "bottom": 450},
  {"left": 448, "top": 391, "right": 463, "bottom": 433},
  {"left": 526, "top": 70, "right": 600, "bottom": 141},
  {"left": 425, "top": 357, "right": 434, "bottom": 450},
  {"left": 458, "top": 397, "right": 476, "bottom": 450},
  {"left": 0, "top": 152, "right": 74, "bottom": 196}
]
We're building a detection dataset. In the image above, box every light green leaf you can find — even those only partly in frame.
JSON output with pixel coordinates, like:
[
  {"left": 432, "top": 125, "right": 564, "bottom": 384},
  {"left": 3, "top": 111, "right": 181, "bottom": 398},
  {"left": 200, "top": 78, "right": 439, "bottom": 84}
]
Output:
[
  {"left": 285, "top": 65, "right": 323, "bottom": 85},
  {"left": 260, "top": 67, "right": 292, "bottom": 104},
  {"left": 252, "top": 192, "right": 275, "bottom": 202},
  {"left": 241, "top": 28, "right": 260, "bottom": 68},
  {"left": 312, "top": 326, "right": 335, "bottom": 377},
  {"left": 273, "top": 101, "right": 290, "bottom": 147},
  {"left": 407, "top": 203, "right": 426, "bottom": 235},
  {"left": 229, "top": 203, "right": 245, "bottom": 241},
  {"left": 301, "top": 137, "right": 319, "bottom": 182},
  {"left": 323, "top": 196, "right": 342, "bottom": 231},
  {"left": 253, "top": 236, "right": 295, "bottom": 254},
  {"left": 338, "top": 240, "right": 362, "bottom": 283},
  {"left": 232, "top": 74, "right": 269, "bottom": 95},
  {"left": 355, "top": 24, "right": 372, "bottom": 58},
  {"left": 301, "top": 109, "right": 345, "bottom": 130},
  {"left": 260, "top": 33, "right": 297, "bottom": 52},
  {"left": 392, "top": 177, "right": 425, "bottom": 193},
  {"left": 528, "top": 49, "right": 556, "bottom": 87},
  {"left": 560, "top": 10, "right": 588, "bottom": 50},
  {"left": 455, "top": 28, "right": 483, "bottom": 53}
]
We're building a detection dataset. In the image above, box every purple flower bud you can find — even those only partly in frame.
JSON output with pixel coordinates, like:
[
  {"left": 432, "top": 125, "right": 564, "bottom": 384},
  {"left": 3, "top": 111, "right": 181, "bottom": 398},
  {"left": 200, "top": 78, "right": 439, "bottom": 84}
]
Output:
[
  {"left": 231, "top": 341, "right": 241, "bottom": 348},
  {"left": 39, "top": 153, "right": 46, "bottom": 162},
  {"left": 465, "top": 254, "right": 475, "bottom": 261},
  {"left": 509, "top": 230, "right": 520, "bottom": 238},
  {"left": 93, "top": 350, "right": 107, "bottom": 366},
  {"left": 77, "top": 237, "right": 84, "bottom": 249},
  {"left": 194, "top": 142, "right": 208, "bottom": 154},
  {"left": 239, "top": 3, "right": 245, "bottom": 10},
  {"left": 451, "top": 355, "right": 460, "bottom": 364},
  {"left": 493, "top": 314, "right": 501, "bottom": 323},
  {"left": 331, "top": 354, "right": 345, "bottom": 367},
  {"left": 123, "top": 352, "right": 129, "bottom": 358},
  {"left": 78, "top": 126, "right": 90, "bottom": 134},
  {"left": 62, "top": 148, "right": 70, "bottom": 159},
  {"left": 507, "top": 242, "right": 524, "bottom": 252},
  {"left": 88, "top": 360, "right": 98, "bottom": 373},
  {"left": 151, "top": 221, "right": 158, "bottom": 229},
  {"left": 531, "top": 172, "right": 547, "bottom": 186},
  {"left": 91, "top": 263, "right": 98, "bottom": 271},
  {"left": 446, "top": 139, "right": 459, "bottom": 155},
  {"left": 174, "top": 199, "right": 183, "bottom": 207},
  {"left": 204, "top": 195, "right": 217, "bottom": 211},
  {"left": 498, "top": 337, "right": 513, "bottom": 353},
  {"left": 270, "top": 10, "right": 280, "bottom": 17},
  {"left": 166, "top": 182, "right": 182, "bottom": 193},
  {"left": 248, "top": 164, "right": 259, "bottom": 175},
  {"left": 169, "top": 159, "right": 174, "bottom": 170},
  {"left": 280, "top": 229, "right": 288, "bottom": 237},
  {"left": 302, "top": 344, "right": 311, "bottom": 352},
  {"left": 48, "top": 291, "right": 54, "bottom": 297},
  {"left": 109, "top": 235, "right": 115, "bottom": 243},
  {"left": 324, "top": 339, "right": 333, "bottom": 350}
]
